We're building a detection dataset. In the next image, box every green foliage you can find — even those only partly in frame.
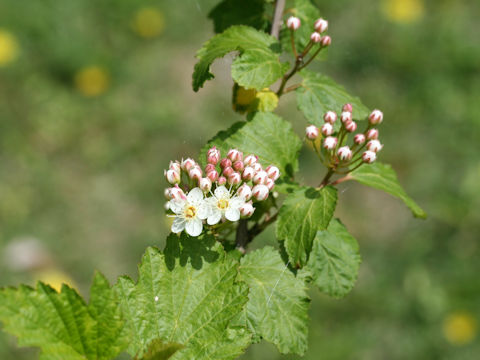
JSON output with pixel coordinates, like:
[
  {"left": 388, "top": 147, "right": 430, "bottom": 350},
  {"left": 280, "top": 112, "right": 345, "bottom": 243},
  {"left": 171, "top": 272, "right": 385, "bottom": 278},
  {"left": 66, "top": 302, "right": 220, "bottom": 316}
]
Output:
[
  {"left": 301, "top": 219, "right": 361, "bottom": 298},
  {"left": 0, "top": 273, "right": 127, "bottom": 360},
  {"left": 276, "top": 186, "right": 338, "bottom": 267},
  {"left": 350, "top": 163, "right": 427, "bottom": 218},
  {"left": 193, "top": 26, "right": 289, "bottom": 91},
  {"left": 140, "top": 339, "right": 183, "bottom": 360},
  {"left": 208, "top": 0, "right": 269, "bottom": 34},
  {"left": 296, "top": 70, "right": 371, "bottom": 125},
  {"left": 114, "top": 235, "right": 251, "bottom": 360},
  {"left": 200, "top": 112, "right": 302, "bottom": 178}
]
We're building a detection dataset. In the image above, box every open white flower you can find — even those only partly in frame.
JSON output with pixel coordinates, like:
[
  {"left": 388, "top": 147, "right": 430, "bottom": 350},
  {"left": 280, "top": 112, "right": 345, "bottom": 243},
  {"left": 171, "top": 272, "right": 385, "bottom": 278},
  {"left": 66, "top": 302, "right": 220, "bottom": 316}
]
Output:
[
  {"left": 207, "top": 186, "right": 245, "bottom": 225},
  {"left": 169, "top": 187, "right": 209, "bottom": 237}
]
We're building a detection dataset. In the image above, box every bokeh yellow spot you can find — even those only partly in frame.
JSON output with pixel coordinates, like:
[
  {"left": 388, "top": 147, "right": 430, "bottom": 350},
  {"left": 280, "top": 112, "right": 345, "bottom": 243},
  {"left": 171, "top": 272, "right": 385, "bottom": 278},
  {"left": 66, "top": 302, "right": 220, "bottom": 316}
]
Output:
[
  {"left": 443, "top": 312, "right": 477, "bottom": 346},
  {"left": 132, "top": 7, "right": 165, "bottom": 38},
  {"left": 0, "top": 29, "right": 19, "bottom": 66},
  {"left": 74, "top": 66, "right": 110, "bottom": 97},
  {"left": 35, "top": 269, "right": 77, "bottom": 292},
  {"left": 382, "top": 0, "right": 425, "bottom": 23}
]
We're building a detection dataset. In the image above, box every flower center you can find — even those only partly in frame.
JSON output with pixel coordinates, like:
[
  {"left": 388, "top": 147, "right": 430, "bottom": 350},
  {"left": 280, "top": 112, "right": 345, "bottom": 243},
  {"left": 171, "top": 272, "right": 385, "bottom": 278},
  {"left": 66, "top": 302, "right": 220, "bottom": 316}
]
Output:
[
  {"left": 184, "top": 205, "right": 196, "bottom": 219},
  {"left": 217, "top": 199, "right": 229, "bottom": 210}
]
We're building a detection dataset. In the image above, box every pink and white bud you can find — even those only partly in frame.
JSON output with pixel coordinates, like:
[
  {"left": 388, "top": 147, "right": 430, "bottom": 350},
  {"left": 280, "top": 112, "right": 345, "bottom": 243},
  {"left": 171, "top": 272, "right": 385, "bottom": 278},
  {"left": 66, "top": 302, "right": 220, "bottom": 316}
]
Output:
[
  {"left": 266, "top": 178, "right": 275, "bottom": 191},
  {"left": 340, "top": 111, "right": 352, "bottom": 123},
  {"left": 310, "top": 32, "right": 322, "bottom": 43},
  {"left": 218, "top": 176, "right": 227, "bottom": 185},
  {"left": 220, "top": 158, "right": 232, "bottom": 169},
  {"left": 205, "top": 163, "right": 216, "bottom": 173},
  {"left": 368, "top": 109, "right": 383, "bottom": 125},
  {"left": 362, "top": 151, "right": 377, "bottom": 164},
  {"left": 314, "top": 18, "right": 328, "bottom": 33},
  {"left": 165, "top": 169, "right": 180, "bottom": 184},
  {"left": 337, "top": 146, "right": 353, "bottom": 161},
  {"left": 342, "top": 103, "right": 353, "bottom": 113},
  {"left": 321, "top": 123, "right": 334, "bottom": 136},
  {"left": 286, "top": 16, "right": 301, "bottom": 30},
  {"left": 233, "top": 160, "right": 245, "bottom": 172},
  {"left": 240, "top": 202, "right": 255, "bottom": 218},
  {"left": 252, "top": 162, "right": 263, "bottom": 172},
  {"left": 324, "top": 111, "right": 337, "bottom": 124},
  {"left": 323, "top": 136, "right": 338, "bottom": 150},
  {"left": 242, "top": 166, "right": 255, "bottom": 181},
  {"left": 306, "top": 125, "right": 319, "bottom": 140},
  {"left": 367, "top": 139, "right": 383, "bottom": 153},
  {"left": 354, "top": 134, "right": 366, "bottom": 145},
  {"left": 223, "top": 166, "right": 235, "bottom": 177},
  {"left": 266, "top": 165, "right": 280, "bottom": 181},
  {"left": 207, "top": 169, "right": 219, "bottom": 182},
  {"left": 170, "top": 185, "right": 186, "bottom": 200},
  {"left": 253, "top": 170, "right": 268, "bottom": 185},
  {"left": 169, "top": 161, "right": 181, "bottom": 173},
  {"left": 181, "top": 158, "right": 195, "bottom": 171},
  {"left": 206, "top": 147, "right": 221, "bottom": 165},
  {"left": 228, "top": 172, "right": 242, "bottom": 185},
  {"left": 320, "top": 35, "right": 331, "bottom": 47},
  {"left": 344, "top": 120, "right": 357, "bottom": 132},
  {"left": 188, "top": 167, "right": 202, "bottom": 181},
  {"left": 252, "top": 184, "right": 269, "bottom": 201},
  {"left": 199, "top": 177, "right": 212, "bottom": 192},
  {"left": 244, "top": 154, "right": 258, "bottom": 166},
  {"left": 227, "top": 149, "right": 243, "bottom": 162},
  {"left": 366, "top": 128, "right": 379, "bottom": 140},
  {"left": 237, "top": 184, "right": 252, "bottom": 200}
]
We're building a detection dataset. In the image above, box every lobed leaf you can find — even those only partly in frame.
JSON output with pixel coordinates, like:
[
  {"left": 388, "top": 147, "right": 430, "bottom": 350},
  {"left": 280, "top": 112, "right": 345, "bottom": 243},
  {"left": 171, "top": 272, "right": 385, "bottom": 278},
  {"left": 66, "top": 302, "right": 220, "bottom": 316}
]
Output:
[{"left": 208, "top": 0, "right": 269, "bottom": 34}]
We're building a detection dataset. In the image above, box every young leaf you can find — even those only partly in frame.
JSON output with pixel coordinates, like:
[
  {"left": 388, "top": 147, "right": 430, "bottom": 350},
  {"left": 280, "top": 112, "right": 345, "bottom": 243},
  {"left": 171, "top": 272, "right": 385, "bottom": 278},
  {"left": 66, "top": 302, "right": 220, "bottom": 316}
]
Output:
[
  {"left": 114, "top": 234, "right": 251, "bottom": 360},
  {"left": 301, "top": 219, "right": 361, "bottom": 298},
  {"left": 200, "top": 112, "right": 302, "bottom": 178},
  {"left": 276, "top": 186, "right": 338, "bottom": 267},
  {"left": 0, "top": 272, "right": 127, "bottom": 360},
  {"left": 350, "top": 162, "right": 427, "bottom": 218},
  {"left": 296, "top": 70, "right": 370, "bottom": 125},
  {"left": 236, "top": 247, "right": 310, "bottom": 355},
  {"left": 193, "top": 25, "right": 289, "bottom": 91},
  {"left": 208, "top": 0, "right": 269, "bottom": 34}
]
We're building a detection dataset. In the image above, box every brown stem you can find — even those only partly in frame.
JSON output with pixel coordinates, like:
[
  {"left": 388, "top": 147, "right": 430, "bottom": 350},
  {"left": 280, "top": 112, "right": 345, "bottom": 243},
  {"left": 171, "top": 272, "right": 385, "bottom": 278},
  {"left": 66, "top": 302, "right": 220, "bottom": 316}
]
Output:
[
  {"left": 319, "top": 168, "right": 335, "bottom": 188},
  {"left": 270, "top": 0, "right": 286, "bottom": 39},
  {"left": 283, "top": 83, "right": 302, "bottom": 93},
  {"left": 329, "top": 174, "right": 353, "bottom": 186}
]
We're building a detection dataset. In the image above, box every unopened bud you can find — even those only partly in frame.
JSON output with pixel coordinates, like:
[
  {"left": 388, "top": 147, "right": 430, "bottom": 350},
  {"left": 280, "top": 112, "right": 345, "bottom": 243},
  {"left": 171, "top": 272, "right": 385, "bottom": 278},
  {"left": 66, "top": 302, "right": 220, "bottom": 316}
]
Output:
[
  {"left": 220, "top": 158, "right": 232, "bottom": 169},
  {"left": 228, "top": 172, "right": 241, "bottom": 185},
  {"left": 237, "top": 184, "right": 252, "bottom": 200},
  {"left": 367, "top": 139, "right": 383, "bottom": 153},
  {"left": 206, "top": 147, "right": 220, "bottom": 165},
  {"left": 323, "top": 136, "right": 338, "bottom": 150},
  {"left": 340, "top": 111, "right": 352, "bottom": 123},
  {"left": 169, "top": 161, "right": 181, "bottom": 173},
  {"left": 253, "top": 170, "right": 268, "bottom": 185},
  {"left": 354, "top": 134, "right": 366, "bottom": 145},
  {"left": 181, "top": 158, "right": 195, "bottom": 171},
  {"left": 189, "top": 167, "right": 202, "bottom": 181},
  {"left": 252, "top": 184, "right": 269, "bottom": 201},
  {"left": 342, "top": 103, "right": 353, "bottom": 113},
  {"left": 227, "top": 149, "right": 243, "bottom": 162},
  {"left": 344, "top": 120, "right": 357, "bottom": 132},
  {"left": 165, "top": 169, "right": 180, "bottom": 184},
  {"left": 324, "top": 111, "right": 337, "bottom": 124},
  {"left": 233, "top": 160, "right": 245, "bottom": 172},
  {"left": 205, "top": 163, "right": 216, "bottom": 173},
  {"left": 320, "top": 35, "right": 331, "bottom": 47},
  {"left": 207, "top": 169, "right": 219, "bottom": 182},
  {"left": 244, "top": 154, "right": 258, "bottom": 166},
  {"left": 337, "top": 146, "right": 353, "bottom": 161},
  {"left": 252, "top": 162, "right": 263, "bottom": 172},
  {"left": 218, "top": 176, "right": 227, "bottom": 185},
  {"left": 366, "top": 128, "right": 379, "bottom": 140},
  {"left": 199, "top": 178, "right": 212, "bottom": 192},
  {"left": 286, "top": 16, "right": 301, "bottom": 30},
  {"left": 368, "top": 109, "right": 383, "bottom": 125},
  {"left": 306, "top": 125, "right": 319, "bottom": 140},
  {"left": 321, "top": 123, "right": 334, "bottom": 136},
  {"left": 362, "top": 151, "right": 377, "bottom": 164},
  {"left": 164, "top": 188, "right": 173, "bottom": 200},
  {"left": 242, "top": 166, "right": 255, "bottom": 181},
  {"left": 266, "top": 178, "right": 275, "bottom": 191},
  {"left": 310, "top": 32, "right": 322, "bottom": 43},
  {"left": 240, "top": 202, "right": 255, "bottom": 218},
  {"left": 223, "top": 166, "right": 234, "bottom": 177},
  {"left": 314, "top": 18, "right": 328, "bottom": 33},
  {"left": 170, "top": 185, "right": 186, "bottom": 200},
  {"left": 266, "top": 165, "right": 280, "bottom": 181}
]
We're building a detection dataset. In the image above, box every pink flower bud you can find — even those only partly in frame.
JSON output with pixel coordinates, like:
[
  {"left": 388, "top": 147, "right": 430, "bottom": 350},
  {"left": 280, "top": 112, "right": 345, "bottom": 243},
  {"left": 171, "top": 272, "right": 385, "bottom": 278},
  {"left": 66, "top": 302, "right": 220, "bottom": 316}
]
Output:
[
  {"left": 266, "top": 178, "right": 275, "bottom": 191},
  {"left": 207, "top": 169, "right": 219, "bottom": 182},
  {"left": 368, "top": 109, "right": 383, "bottom": 125},
  {"left": 237, "top": 184, "right": 252, "bottom": 200},
  {"left": 242, "top": 166, "right": 255, "bottom": 181},
  {"left": 181, "top": 158, "right": 195, "bottom": 171},
  {"left": 310, "top": 32, "right": 322, "bottom": 43},
  {"left": 266, "top": 165, "right": 280, "bottom": 181},
  {"left": 342, "top": 103, "right": 353, "bottom": 113},
  {"left": 170, "top": 185, "right": 186, "bottom": 200},
  {"left": 206, "top": 147, "right": 220, "bottom": 165},
  {"left": 233, "top": 160, "right": 245, "bottom": 172},
  {"left": 362, "top": 151, "right": 377, "bottom": 164},
  {"left": 354, "top": 134, "right": 366, "bottom": 145},
  {"left": 252, "top": 163, "right": 263, "bottom": 172},
  {"left": 228, "top": 172, "right": 242, "bottom": 185},
  {"left": 240, "top": 202, "right": 255, "bottom": 218},
  {"left": 367, "top": 139, "right": 383, "bottom": 153},
  {"left": 340, "top": 111, "right": 352, "bottom": 123},
  {"left": 337, "top": 146, "right": 353, "bottom": 161},
  {"left": 306, "top": 125, "right": 319, "bottom": 140},
  {"left": 253, "top": 170, "right": 268, "bottom": 185},
  {"left": 165, "top": 169, "right": 180, "bottom": 184},
  {"left": 321, "top": 123, "right": 334, "bottom": 136},
  {"left": 244, "top": 154, "right": 258, "bottom": 166},
  {"left": 220, "top": 158, "right": 232, "bottom": 169},
  {"left": 218, "top": 176, "right": 227, "bottom": 185},
  {"left": 227, "top": 149, "right": 243, "bottom": 162},
  {"left": 323, "top": 136, "right": 338, "bottom": 150},
  {"left": 223, "top": 166, "right": 234, "bottom": 177},
  {"left": 188, "top": 167, "right": 202, "bottom": 181},
  {"left": 205, "top": 163, "right": 216, "bottom": 173},
  {"left": 344, "top": 120, "right": 357, "bottom": 132},
  {"left": 320, "top": 35, "right": 331, "bottom": 47},
  {"left": 314, "top": 18, "right": 328, "bottom": 33},
  {"left": 252, "top": 184, "right": 269, "bottom": 201},
  {"left": 324, "top": 111, "right": 337, "bottom": 124},
  {"left": 286, "top": 16, "right": 301, "bottom": 30},
  {"left": 199, "top": 177, "right": 212, "bottom": 192},
  {"left": 169, "top": 161, "right": 181, "bottom": 173},
  {"left": 366, "top": 128, "right": 379, "bottom": 140}
]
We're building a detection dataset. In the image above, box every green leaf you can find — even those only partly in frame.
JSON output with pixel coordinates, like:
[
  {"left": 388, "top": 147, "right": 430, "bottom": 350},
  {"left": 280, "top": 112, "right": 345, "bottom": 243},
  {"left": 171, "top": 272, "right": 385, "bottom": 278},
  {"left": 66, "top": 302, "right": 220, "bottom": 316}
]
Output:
[
  {"left": 193, "top": 25, "right": 288, "bottom": 91},
  {"left": 236, "top": 247, "right": 310, "bottom": 355},
  {"left": 200, "top": 112, "right": 302, "bottom": 178},
  {"left": 141, "top": 338, "right": 184, "bottom": 360},
  {"left": 115, "top": 234, "right": 251, "bottom": 360},
  {"left": 296, "top": 70, "right": 371, "bottom": 125},
  {"left": 301, "top": 219, "right": 361, "bottom": 298},
  {"left": 276, "top": 186, "right": 338, "bottom": 267},
  {"left": 350, "top": 162, "right": 427, "bottom": 218},
  {"left": 0, "top": 272, "right": 127, "bottom": 360},
  {"left": 208, "top": 0, "right": 269, "bottom": 34}
]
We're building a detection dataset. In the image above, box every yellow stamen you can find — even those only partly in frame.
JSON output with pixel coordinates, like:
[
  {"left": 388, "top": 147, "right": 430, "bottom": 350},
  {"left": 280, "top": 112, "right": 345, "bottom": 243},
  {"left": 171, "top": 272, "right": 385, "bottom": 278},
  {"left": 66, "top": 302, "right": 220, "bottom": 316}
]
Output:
[{"left": 184, "top": 206, "right": 196, "bottom": 219}]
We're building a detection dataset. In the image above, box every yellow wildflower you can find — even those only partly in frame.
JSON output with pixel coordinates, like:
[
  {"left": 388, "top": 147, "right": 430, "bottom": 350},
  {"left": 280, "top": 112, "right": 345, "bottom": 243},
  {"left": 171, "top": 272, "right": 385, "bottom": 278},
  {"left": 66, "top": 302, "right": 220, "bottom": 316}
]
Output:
[
  {"left": 0, "top": 29, "right": 19, "bottom": 66},
  {"left": 382, "top": 0, "right": 425, "bottom": 23},
  {"left": 443, "top": 311, "right": 477, "bottom": 346},
  {"left": 132, "top": 7, "right": 165, "bottom": 38},
  {"left": 74, "top": 66, "right": 110, "bottom": 97}
]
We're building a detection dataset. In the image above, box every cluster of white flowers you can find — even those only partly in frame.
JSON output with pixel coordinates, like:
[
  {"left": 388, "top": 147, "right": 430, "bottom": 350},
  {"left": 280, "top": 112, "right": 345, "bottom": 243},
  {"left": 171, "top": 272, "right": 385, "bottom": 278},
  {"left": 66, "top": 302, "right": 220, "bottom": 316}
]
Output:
[
  {"left": 164, "top": 147, "right": 280, "bottom": 237},
  {"left": 305, "top": 104, "right": 384, "bottom": 168}
]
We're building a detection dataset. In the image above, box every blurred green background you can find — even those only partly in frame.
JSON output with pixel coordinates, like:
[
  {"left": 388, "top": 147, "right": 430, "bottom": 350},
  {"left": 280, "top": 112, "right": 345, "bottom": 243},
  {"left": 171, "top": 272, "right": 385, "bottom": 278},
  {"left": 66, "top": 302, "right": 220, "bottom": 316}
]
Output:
[{"left": 0, "top": 0, "right": 478, "bottom": 359}]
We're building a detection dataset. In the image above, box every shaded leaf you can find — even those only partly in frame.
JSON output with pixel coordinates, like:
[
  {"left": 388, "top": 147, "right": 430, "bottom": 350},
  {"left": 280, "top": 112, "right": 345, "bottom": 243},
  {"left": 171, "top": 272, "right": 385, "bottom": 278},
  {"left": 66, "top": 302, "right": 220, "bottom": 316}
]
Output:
[
  {"left": 140, "top": 338, "right": 183, "bottom": 360},
  {"left": 208, "top": 0, "right": 269, "bottom": 34}
]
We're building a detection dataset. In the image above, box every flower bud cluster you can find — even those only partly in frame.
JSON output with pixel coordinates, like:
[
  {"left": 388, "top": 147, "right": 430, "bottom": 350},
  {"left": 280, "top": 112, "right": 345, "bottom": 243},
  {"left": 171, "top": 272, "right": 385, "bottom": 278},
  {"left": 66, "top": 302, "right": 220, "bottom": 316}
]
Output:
[
  {"left": 164, "top": 147, "right": 280, "bottom": 237},
  {"left": 286, "top": 16, "right": 332, "bottom": 48}
]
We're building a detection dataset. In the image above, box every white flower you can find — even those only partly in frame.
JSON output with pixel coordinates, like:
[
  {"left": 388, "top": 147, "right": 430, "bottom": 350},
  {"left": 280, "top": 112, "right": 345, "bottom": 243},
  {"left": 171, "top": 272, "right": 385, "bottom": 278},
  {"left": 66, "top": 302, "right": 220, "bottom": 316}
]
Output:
[
  {"left": 207, "top": 186, "right": 245, "bottom": 225},
  {"left": 169, "top": 187, "right": 209, "bottom": 237}
]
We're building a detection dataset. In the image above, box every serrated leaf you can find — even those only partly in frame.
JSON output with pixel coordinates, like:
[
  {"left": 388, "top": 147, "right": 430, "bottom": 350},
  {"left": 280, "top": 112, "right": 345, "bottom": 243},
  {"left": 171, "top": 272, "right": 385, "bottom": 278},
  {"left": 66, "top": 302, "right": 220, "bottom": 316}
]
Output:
[
  {"left": 208, "top": 0, "right": 269, "bottom": 34},
  {"left": 193, "top": 25, "right": 288, "bottom": 91},
  {"left": 276, "top": 186, "right": 338, "bottom": 267},
  {"left": 0, "top": 272, "right": 127, "bottom": 360},
  {"left": 115, "top": 234, "right": 251, "bottom": 360},
  {"left": 297, "top": 69, "right": 370, "bottom": 125},
  {"left": 301, "top": 219, "right": 361, "bottom": 298},
  {"left": 236, "top": 247, "right": 310, "bottom": 355},
  {"left": 200, "top": 112, "right": 302, "bottom": 178},
  {"left": 350, "top": 162, "right": 427, "bottom": 218}
]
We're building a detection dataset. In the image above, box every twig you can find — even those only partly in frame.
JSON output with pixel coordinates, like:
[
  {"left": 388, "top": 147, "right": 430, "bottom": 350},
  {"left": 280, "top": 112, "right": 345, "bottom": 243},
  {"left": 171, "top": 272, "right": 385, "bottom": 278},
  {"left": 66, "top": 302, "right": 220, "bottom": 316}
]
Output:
[{"left": 270, "top": 0, "right": 286, "bottom": 39}]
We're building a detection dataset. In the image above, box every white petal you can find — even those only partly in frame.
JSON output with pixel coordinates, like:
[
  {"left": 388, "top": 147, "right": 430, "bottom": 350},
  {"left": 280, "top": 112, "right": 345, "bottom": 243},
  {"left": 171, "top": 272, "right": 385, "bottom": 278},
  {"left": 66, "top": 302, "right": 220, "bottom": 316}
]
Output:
[
  {"left": 187, "top": 187, "right": 204, "bottom": 204},
  {"left": 171, "top": 217, "right": 185, "bottom": 233},
  {"left": 169, "top": 199, "right": 185, "bottom": 214},
  {"left": 225, "top": 207, "right": 240, "bottom": 222},
  {"left": 196, "top": 202, "right": 210, "bottom": 220},
  {"left": 185, "top": 218, "right": 203, "bottom": 237},
  {"left": 207, "top": 209, "right": 222, "bottom": 225},
  {"left": 229, "top": 196, "right": 245, "bottom": 209},
  {"left": 214, "top": 186, "right": 230, "bottom": 199}
]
